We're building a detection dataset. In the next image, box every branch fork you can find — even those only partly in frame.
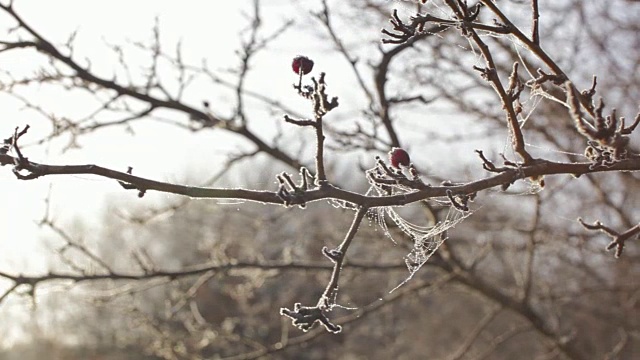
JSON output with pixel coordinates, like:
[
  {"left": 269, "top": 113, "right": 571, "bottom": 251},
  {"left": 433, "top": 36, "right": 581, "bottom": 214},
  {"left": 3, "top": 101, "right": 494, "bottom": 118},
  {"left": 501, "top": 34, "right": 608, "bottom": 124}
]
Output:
[{"left": 579, "top": 219, "right": 640, "bottom": 258}]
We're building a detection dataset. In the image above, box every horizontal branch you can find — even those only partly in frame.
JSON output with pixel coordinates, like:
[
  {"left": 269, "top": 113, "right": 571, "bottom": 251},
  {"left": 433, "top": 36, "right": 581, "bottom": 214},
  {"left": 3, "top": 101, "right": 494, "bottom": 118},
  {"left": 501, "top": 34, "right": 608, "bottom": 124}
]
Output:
[
  {"left": 3, "top": 152, "right": 640, "bottom": 208},
  {"left": 0, "top": 260, "right": 407, "bottom": 287}
]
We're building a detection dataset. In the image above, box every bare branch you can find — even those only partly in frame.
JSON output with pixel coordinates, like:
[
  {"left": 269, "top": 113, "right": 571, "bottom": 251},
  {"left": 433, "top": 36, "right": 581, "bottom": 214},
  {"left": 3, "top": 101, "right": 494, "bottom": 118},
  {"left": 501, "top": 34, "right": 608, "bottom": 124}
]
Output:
[{"left": 578, "top": 219, "right": 640, "bottom": 258}]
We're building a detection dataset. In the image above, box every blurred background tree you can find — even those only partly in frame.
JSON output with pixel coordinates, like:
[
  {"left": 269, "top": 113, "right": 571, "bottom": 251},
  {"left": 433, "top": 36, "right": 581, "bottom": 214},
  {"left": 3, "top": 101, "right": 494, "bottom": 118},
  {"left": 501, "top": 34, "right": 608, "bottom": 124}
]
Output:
[{"left": 0, "top": 0, "right": 639, "bottom": 359}]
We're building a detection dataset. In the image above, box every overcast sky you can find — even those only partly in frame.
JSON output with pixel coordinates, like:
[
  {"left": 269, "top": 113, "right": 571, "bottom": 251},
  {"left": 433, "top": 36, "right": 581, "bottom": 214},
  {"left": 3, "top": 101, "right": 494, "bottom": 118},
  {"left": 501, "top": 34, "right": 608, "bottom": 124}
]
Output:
[{"left": 0, "top": 1, "right": 337, "bottom": 345}]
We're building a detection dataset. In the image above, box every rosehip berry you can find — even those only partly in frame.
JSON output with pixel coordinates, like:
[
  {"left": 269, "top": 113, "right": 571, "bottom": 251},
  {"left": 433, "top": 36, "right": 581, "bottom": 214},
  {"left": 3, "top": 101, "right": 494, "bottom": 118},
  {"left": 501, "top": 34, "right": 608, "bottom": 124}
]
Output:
[
  {"left": 389, "top": 147, "right": 410, "bottom": 168},
  {"left": 292, "top": 55, "right": 314, "bottom": 75}
]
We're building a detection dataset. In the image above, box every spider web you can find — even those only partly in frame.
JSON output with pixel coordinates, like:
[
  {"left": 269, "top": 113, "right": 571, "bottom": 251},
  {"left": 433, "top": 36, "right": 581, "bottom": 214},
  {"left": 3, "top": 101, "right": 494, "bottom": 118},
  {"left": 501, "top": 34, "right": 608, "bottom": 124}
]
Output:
[
  {"left": 374, "top": 203, "right": 472, "bottom": 292},
  {"left": 364, "top": 181, "right": 473, "bottom": 292}
]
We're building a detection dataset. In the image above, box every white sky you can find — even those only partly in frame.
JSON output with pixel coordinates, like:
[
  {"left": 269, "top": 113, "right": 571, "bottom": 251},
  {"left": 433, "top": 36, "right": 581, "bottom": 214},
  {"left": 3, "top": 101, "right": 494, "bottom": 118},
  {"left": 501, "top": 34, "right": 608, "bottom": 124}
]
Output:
[
  {"left": 0, "top": 1, "right": 337, "bottom": 264},
  {"left": 0, "top": 2, "right": 234, "bottom": 268},
  {"left": 0, "top": 0, "right": 358, "bottom": 344},
  {"left": 0, "top": 0, "right": 517, "bottom": 278}
]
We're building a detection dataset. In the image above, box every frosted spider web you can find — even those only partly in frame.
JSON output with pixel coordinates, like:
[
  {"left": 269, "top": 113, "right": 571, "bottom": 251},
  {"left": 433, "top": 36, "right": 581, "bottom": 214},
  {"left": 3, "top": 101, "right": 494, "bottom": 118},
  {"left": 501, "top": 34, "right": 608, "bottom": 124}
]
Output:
[
  {"left": 361, "top": 180, "right": 474, "bottom": 292},
  {"left": 373, "top": 202, "right": 472, "bottom": 292}
]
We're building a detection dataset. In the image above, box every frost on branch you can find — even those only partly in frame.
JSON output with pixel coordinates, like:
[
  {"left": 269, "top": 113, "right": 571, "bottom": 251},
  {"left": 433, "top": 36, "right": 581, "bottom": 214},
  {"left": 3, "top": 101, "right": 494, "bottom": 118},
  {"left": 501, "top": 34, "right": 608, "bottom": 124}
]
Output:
[{"left": 566, "top": 81, "right": 640, "bottom": 169}]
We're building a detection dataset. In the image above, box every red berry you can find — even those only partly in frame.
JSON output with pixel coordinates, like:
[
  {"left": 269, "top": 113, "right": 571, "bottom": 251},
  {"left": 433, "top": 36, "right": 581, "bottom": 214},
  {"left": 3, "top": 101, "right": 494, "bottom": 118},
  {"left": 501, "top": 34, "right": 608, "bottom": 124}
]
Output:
[
  {"left": 292, "top": 55, "right": 314, "bottom": 75},
  {"left": 389, "top": 147, "right": 410, "bottom": 168}
]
